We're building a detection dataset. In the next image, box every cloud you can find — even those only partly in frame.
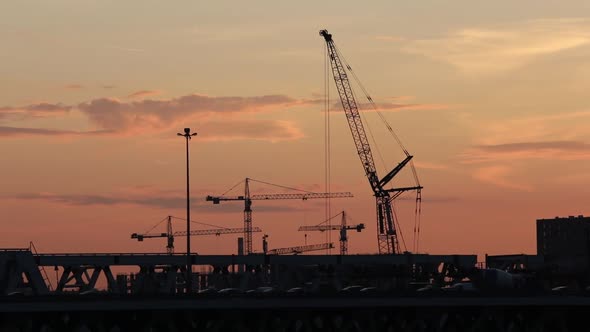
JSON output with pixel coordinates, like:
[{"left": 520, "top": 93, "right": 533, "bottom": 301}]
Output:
[
  {"left": 0, "top": 93, "right": 310, "bottom": 141},
  {"left": 403, "top": 18, "right": 590, "bottom": 74},
  {"left": 65, "top": 84, "right": 84, "bottom": 89},
  {"left": 0, "top": 103, "right": 71, "bottom": 119},
  {"left": 200, "top": 119, "right": 304, "bottom": 142},
  {"left": 127, "top": 90, "right": 161, "bottom": 99},
  {"left": 475, "top": 111, "right": 590, "bottom": 146},
  {"left": 77, "top": 94, "right": 303, "bottom": 134},
  {"left": 375, "top": 35, "right": 405, "bottom": 42},
  {"left": 330, "top": 101, "right": 453, "bottom": 113},
  {"left": 0, "top": 126, "right": 111, "bottom": 137},
  {"left": 463, "top": 140, "right": 590, "bottom": 162},
  {"left": 413, "top": 161, "right": 448, "bottom": 170},
  {"left": 10, "top": 192, "right": 308, "bottom": 212},
  {"left": 472, "top": 165, "right": 532, "bottom": 191}
]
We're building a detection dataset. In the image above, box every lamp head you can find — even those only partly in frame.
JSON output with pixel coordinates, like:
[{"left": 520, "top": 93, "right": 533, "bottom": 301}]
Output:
[{"left": 184, "top": 128, "right": 191, "bottom": 134}]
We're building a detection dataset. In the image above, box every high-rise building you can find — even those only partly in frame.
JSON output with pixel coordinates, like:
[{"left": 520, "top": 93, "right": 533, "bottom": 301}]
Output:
[{"left": 537, "top": 215, "right": 590, "bottom": 273}]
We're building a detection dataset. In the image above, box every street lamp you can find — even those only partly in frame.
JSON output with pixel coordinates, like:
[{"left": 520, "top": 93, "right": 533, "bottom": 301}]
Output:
[{"left": 177, "top": 128, "right": 197, "bottom": 294}]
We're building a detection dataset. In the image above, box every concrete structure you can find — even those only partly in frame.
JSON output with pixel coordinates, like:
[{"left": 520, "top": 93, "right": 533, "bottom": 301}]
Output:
[{"left": 0, "top": 250, "right": 477, "bottom": 295}]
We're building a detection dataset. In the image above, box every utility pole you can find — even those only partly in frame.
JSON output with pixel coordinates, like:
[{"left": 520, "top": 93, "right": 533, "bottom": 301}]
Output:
[{"left": 177, "top": 128, "right": 197, "bottom": 294}]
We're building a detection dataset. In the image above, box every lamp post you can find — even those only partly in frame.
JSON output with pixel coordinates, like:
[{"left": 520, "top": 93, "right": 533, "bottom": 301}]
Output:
[{"left": 177, "top": 128, "right": 197, "bottom": 294}]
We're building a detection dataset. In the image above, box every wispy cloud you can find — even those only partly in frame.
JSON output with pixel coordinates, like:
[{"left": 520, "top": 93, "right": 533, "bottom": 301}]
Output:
[
  {"left": 462, "top": 140, "right": 590, "bottom": 163},
  {"left": 200, "top": 119, "right": 304, "bottom": 142},
  {"left": 475, "top": 111, "right": 590, "bottom": 146},
  {"left": 64, "top": 84, "right": 84, "bottom": 90},
  {"left": 10, "top": 191, "right": 306, "bottom": 213},
  {"left": 0, "top": 103, "right": 71, "bottom": 119},
  {"left": 413, "top": 161, "right": 448, "bottom": 170},
  {"left": 375, "top": 35, "right": 405, "bottom": 42},
  {"left": 472, "top": 165, "right": 533, "bottom": 191},
  {"left": 0, "top": 126, "right": 111, "bottom": 137},
  {"left": 0, "top": 93, "right": 312, "bottom": 141},
  {"left": 77, "top": 94, "right": 303, "bottom": 133},
  {"left": 329, "top": 101, "right": 454, "bottom": 113},
  {"left": 126, "top": 90, "right": 161, "bottom": 99},
  {"left": 403, "top": 18, "right": 590, "bottom": 74}
]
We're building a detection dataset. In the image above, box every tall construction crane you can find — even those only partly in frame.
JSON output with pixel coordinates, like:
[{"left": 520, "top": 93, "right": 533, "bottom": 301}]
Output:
[
  {"left": 131, "top": 215, "right": 261, "bottom": 254},
  {"left": 320, "top": 29, "right": 422, "bottom": 254},
  {"left": 262, "top": 234, "right": 334, "bottom": 255},
  {"left": 298, "top": 211, "right": 364, "bottom": 255},
  {"left": 206, "top": 178, "right": 353, "bottom": 255}
]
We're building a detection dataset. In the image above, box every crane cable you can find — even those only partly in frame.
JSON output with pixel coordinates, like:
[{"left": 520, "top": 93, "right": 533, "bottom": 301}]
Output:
[
  {"left": 335, "top": 44, "right": 409, "bottom": 156},
  {"left": 324, "top": 42, "right": 332, "bottom": 252},
  {"left": 170, "top": 216, "right": 230, "bottom": 230},
  {"left": 335, "top": 44, "right": 423, "bottom": 254},
  {"left": 141, "top": 215, "right": 170, "bottom": 235},
  {"left": 249, "top": 178, "right": 316, "bottom": 194},
  {"left": 316, "top": 211, "right": 344, "bottom": 227}
]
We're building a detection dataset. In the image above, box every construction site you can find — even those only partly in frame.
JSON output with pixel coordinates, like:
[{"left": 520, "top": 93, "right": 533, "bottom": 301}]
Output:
[{"left": 1, "top": 29, "right": 589, "bottom": 331}]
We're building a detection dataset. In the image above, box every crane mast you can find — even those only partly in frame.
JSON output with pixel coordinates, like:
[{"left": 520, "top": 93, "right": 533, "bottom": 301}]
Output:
[
  {"left": 206, "top": 178, "right": 353, "bottom": 255},
  {"left": 298, "top": 211, "right": 365, "bottom": 255},
  {"left": 320, "top": 29, "right": 420, "bottom": 254},
  {"left": 131, "top": 215, "right": 261, "bottom": 254}
]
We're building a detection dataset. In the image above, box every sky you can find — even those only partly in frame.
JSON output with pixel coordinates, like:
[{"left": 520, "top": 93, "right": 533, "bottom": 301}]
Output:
[{"left": 2, "top": 1, "right": 590, "bottom": 261}]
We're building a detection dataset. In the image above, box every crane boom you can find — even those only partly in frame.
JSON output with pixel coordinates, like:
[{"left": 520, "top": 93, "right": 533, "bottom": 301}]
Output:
[
  {"left": 206, "top": 191, "right": 352, "bottom": 203},
  {"left": 174, "top": 227, "right": 261, "bottom": 237},
  {"left": 131, "top": 216, "right": 261, "bottom": 254},
  {"left": 267, "top": 242, "right": 334, "bottom": 255},
  {"left": 298, "top": 224, "right": 364, "bottom": 232},
  {"left": 206, "top": 178, "right": 353, "bottom": 255},
  {"left": 320, "top": 29, "right": 421, "bottom": 254},
  {"left": 298, "top": 211, "right": 364, "bottom": 255}
]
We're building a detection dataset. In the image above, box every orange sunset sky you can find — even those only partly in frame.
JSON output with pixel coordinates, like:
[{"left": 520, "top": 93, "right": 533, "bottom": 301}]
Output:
[{"left": 2, "top": 1, "right": 590, "bottom": 261}]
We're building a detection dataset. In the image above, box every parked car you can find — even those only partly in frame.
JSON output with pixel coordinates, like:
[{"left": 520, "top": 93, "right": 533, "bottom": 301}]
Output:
[
  {"left": 339, "top": 285, "right": 365, "bottom": 294},
  {"left": 286, "top": 287, "right": 305, "bottom": 295},
  {"left": 217, "top": 288, "right": 242, "bottom": 295},
  {"left": 197, "top": 288, "right": 217, "bottom": 294},
  {"left": 359, "top": 287, "right": 378, "bottom": 294},
  {"left": 246, "top": 286, "right": 276, "bottom": 295}
]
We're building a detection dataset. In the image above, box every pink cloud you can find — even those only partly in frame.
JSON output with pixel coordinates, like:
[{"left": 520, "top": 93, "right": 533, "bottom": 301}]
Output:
[
  {"left": 472, "top": 165, "right": 533, "bottom": 191},
  {"left": 462, "top": 141, "right": 590, "bottom": 163},
  {"left": 330, "top": 101, "right": 453, "bottom": 112},
  {"left": 413, "top": 161, "right": 449, "bottom": 170},
  {"left": 0, "top": 103, "right": 71, "bottom": 119},
  {"left": 126, "top": 90, "right": 161, "bottom": 99},
  {"left": 64, "top": 84, "right": 84, "bottom": 89},
  {"left": 77, "top": 94, "right": 300, "bottom": 132},
  {"left": 0, "top": 93, "right": 312, "bottom": 141},
  {"left": 200, "top": 119, "right": 304, "bottom": 142},
  {"left": 0, "top": 126, "right": 111, "bottom": 137}
]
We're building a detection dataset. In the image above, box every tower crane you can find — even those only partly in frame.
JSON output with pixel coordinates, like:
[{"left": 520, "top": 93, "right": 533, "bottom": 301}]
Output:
[
  {"left": 320, "top": 29, "right": 422, "bottom": 254},
  {"left": 298, "top": 211, "right": 364, "bottom": 255},
  {"left": 262, "top": 234, "right": 334, "bottom": 255},
  {"left": 206, "top": 178, "right": 353, "bottom": 255},
  {"left": 131, "top": 215, "right": 261, "bottom": 254}
]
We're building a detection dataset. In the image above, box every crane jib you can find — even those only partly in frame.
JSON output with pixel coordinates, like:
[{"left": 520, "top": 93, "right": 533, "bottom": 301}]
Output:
[{"left": 320, "top": 29, "right": 422, "bottom": 255}]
